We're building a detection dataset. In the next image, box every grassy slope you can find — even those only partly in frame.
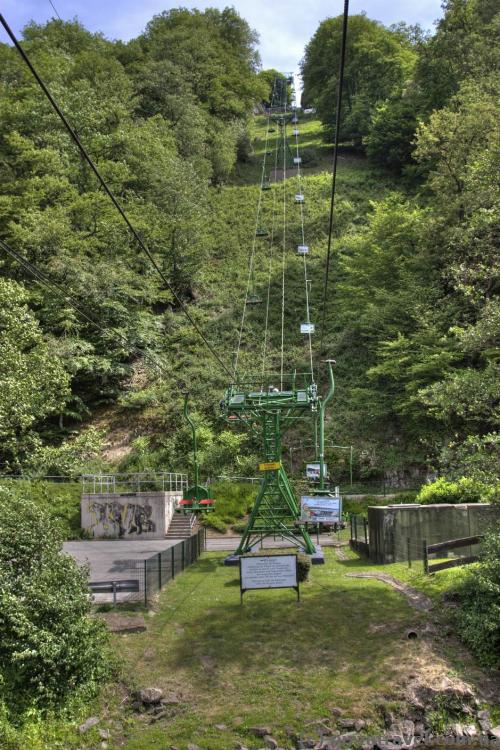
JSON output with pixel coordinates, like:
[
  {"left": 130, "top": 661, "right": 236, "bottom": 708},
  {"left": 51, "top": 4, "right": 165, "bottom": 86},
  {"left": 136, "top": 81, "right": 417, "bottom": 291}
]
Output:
[
  {"left": 90, "top": 114, "right": 400, "bottom": 481},
  {"left": 89, "top": 547, "right": 490, "bottom": 750}
]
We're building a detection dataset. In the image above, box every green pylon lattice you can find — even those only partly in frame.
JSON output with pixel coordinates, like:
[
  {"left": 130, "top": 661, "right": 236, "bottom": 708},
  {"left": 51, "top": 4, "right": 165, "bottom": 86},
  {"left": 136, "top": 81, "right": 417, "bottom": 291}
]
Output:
[{"left": 223, "top": 376, "right": 317, "bottom": 556}]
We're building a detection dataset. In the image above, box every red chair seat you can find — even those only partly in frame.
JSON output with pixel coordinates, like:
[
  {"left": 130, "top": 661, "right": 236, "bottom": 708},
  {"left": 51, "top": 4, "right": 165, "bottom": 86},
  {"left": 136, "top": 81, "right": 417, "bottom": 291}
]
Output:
[
  {"left": 179, "top": 499, "right": 193, "bottom": 506},
  {"left": 199, "top": 499, "right": 215, "bottom": 505}
]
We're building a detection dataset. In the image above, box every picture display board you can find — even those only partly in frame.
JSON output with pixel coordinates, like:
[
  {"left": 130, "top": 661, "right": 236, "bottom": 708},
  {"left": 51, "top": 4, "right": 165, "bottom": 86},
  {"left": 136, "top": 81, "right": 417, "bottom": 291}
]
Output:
[
  {"left": 305, "top": 462, "right": 328, "bottom": 481},
  {"left": 300, "top": 495, "right": 342, "bottom": 524},
  {"left": 239, "top": 554, "right": 299, "bottom": 602}
]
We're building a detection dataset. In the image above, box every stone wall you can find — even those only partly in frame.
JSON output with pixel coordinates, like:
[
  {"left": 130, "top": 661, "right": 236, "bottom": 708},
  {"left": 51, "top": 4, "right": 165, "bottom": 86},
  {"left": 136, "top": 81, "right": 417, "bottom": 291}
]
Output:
[
  {"left": 368, "top": 503, "right": 500, "bottom": 563},
  {"left": 81, "top": 491, "right": 183, "bottom": 539}
]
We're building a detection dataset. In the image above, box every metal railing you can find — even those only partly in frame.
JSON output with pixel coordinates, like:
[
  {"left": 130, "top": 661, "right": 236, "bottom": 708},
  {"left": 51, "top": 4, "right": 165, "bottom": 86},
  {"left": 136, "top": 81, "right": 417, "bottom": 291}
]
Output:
[
  {"left": 82, "top": 472, "right": 188, "bottom": 495},
  {"left": 89, "top": 528, "right": 205, "bottom": 605},
  {"left": 423, "top": 535, "right": 484, "bottom": 574},
  {"left": 349, "top": 513, "right": 370, "bottom": 556}
]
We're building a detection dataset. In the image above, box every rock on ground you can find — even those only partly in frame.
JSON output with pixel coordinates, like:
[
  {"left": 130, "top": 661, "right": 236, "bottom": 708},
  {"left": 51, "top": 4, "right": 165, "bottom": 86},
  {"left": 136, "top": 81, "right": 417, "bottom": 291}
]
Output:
[
  {"left": 139, "top": 688, "right": 163, "bottom": 705},
  {"left": 78, "top": 716, "right": 100, "bottom": 734}
]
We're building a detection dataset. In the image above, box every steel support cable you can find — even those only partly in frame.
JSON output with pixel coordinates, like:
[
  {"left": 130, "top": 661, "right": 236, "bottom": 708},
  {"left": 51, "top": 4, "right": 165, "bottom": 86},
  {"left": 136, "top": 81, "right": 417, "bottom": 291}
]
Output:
[
  {"left": 260, "top": 107, "right": 281, "bottom": 379},
  {"left": 0, "top": 14, "right": 233, "bottom": 380},
  {"left": 318, "top": 0, "right": 349, "bottom": 356},
  {"left": 280, "top": 94, "right": 288, "bottom": 390},
  {"left": 291, "top": 88, "right": 314, "bottom": 382},
  {"left": 48, "top": 1, "right": 62, "bottom": 20},
  {"left": 0, "top": 238, "right": 173, "bottom": 381},
  {"left": 233, "top": 80, "right": 277, "bottom": 379}
]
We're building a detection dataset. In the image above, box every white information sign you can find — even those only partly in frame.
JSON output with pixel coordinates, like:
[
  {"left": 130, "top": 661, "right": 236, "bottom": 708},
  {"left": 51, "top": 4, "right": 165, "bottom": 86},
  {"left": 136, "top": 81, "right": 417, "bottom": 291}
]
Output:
[
  {"left": 240, "top": 554, "right": 298, "bottom": 600},
  {"left": 300, "top": 496, "right": 342, "bottom": 524}
]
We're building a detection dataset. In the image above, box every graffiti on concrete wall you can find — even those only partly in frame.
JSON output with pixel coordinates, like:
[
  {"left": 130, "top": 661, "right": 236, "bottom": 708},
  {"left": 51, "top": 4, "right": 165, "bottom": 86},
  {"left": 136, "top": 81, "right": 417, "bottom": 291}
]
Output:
[{"left": 88, "top": 500, "right": 156, "bottom": 537}]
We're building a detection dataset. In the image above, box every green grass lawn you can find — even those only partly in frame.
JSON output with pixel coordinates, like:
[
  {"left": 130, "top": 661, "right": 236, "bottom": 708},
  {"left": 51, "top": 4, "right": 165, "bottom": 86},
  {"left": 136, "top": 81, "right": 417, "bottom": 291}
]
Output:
[{"left": 101, "top": 547, "right": 480, "bottom": 750}]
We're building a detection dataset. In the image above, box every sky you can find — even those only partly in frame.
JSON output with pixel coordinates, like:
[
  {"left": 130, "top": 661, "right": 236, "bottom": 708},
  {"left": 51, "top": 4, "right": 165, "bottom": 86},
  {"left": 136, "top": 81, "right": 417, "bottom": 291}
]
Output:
[{"left": 2, "top": 0, "right": 444, "bottom": 79}]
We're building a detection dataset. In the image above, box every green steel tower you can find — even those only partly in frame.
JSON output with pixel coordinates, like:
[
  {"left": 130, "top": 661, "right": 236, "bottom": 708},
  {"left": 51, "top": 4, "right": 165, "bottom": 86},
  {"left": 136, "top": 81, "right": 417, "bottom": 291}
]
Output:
[{"left": 222, "top": 364, "right": 336, "bottom": 563}]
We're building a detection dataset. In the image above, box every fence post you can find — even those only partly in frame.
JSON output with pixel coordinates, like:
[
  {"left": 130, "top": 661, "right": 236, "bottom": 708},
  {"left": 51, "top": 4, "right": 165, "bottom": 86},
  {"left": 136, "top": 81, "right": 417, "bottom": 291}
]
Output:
[
  {"left": 363, "top": 518, "right": 368, "bottom": 545},
  {"left": 144, "top": 559, "right": 148, "bottom": 606},
  {"left": 350, "top": 514, "right": 353, "bottom": 540},
  {"left": 407, "top": 537, "right": 412, "bottom": 568},
  {"left": 158, "top": 552, "right": 162, "bottom": 590},
  {"left": 171, "top": 545, "right": 175, "bottom": 579},
  {"left": 182, "top": 540, "right": 185, "bottom": 570},
  {"left": 422, "top": 539, "right": 428, "bottom": 574},
  {"left": 354, "top": 515, "right": 358, "bottom": 541}
]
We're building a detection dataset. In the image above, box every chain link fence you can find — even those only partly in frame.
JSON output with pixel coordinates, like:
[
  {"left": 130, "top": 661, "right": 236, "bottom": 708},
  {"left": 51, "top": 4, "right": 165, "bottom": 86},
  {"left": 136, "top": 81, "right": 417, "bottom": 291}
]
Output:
[{"left": 89, "top": 528, "right": 206, "bottom": 605}]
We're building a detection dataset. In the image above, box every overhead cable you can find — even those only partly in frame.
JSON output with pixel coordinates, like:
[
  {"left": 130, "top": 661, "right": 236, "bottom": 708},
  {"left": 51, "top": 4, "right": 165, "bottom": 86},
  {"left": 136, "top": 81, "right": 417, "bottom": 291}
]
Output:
[
  {"left": 318, "top": 0, "right": 349, "bottom": 355},
  {"left": 233, "top": 78, "right": 277, "bottom": 379}
]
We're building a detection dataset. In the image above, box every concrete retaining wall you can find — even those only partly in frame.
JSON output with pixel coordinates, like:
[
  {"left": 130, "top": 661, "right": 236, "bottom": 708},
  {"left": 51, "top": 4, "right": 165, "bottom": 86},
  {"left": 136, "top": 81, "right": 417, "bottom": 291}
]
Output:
[
  {"left": 81, "top": 491, "right": 183, "bottom": 539},
  {"left": 368, "top": 503, "right": 500, "bottom": 563}
]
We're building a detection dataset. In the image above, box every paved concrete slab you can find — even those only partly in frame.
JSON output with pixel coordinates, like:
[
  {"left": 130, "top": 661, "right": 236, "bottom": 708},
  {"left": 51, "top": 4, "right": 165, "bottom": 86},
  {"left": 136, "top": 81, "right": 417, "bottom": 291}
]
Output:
[
  {"left": 63, "top": 539, "right": 183, "bottom": 603},
  {"left": 205, "top": 533, "right": 342, "bottom": 552}
]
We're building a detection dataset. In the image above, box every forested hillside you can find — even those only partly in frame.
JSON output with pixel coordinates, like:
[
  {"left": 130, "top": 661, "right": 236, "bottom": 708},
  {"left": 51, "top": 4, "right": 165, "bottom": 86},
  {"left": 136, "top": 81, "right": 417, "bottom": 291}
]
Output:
[
  {"left": 0, "top": 1, "right": 498, "bottom": 487},
  {"left": 0, "top": 5, "right": 499, "bottom": 748}
]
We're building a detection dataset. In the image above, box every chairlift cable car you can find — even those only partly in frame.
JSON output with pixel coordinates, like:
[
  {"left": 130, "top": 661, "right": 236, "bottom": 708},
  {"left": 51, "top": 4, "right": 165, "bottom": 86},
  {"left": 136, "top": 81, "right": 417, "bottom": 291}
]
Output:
[{"left": 177, "top": 393, "right": 216, "bottom": 514}]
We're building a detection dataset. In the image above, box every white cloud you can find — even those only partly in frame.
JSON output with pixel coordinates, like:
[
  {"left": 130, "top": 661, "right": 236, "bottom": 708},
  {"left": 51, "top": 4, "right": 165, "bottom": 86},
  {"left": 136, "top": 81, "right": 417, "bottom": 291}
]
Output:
[{"left": 5, "top": 0, "right": 444, "bottom": 73}]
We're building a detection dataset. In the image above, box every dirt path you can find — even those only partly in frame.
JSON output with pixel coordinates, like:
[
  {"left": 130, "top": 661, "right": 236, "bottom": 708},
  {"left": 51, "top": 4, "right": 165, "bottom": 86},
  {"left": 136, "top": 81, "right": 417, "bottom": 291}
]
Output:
[{"left": 345, "top": 572, "right": 432, "bottom": 611}]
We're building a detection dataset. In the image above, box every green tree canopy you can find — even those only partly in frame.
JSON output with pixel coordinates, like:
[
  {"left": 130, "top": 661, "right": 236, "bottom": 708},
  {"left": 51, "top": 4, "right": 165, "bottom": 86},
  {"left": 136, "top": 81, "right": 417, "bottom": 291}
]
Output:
[
  {"left": 301, "top": 14, "right": 417, "bottom": 145},
  {"left": 0, "top": 279, "right": 70, "bottom": 470}
]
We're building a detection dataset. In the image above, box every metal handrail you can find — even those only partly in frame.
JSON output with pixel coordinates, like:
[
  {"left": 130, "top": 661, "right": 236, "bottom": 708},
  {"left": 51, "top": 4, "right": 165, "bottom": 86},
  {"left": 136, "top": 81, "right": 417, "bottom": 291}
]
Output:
[{"left": 81, "top": 472, "right": 188, "bottom": 495}]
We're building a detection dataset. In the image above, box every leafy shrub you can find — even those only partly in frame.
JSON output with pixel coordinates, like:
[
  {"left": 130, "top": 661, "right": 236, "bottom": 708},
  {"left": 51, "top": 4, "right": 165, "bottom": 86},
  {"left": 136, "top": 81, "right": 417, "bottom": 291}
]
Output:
[
  {"left": 27, "top": 428, "right": 107, "bottom": 478},
  {"left": 232, "top": 521, "right": 248, "bottom": 534},
  {"left": 207, "top": 481, "right": 257, "bottom": 524},
  {"left": 0, "top": 488, "right": 111, "bottom": 719},
  {"left": 0, "top": 480, "right": 82, "bottom": 540},
  {"left": 296, "top": 554, "right": 311, "bottom": 582},
  {"left": 440, "top": 433, "right": 500, "bottom": 485},
  {"left": 453, "top": 524, "right": 500, "bottom": 667},
  {"left": 366, "top": 97, "right": 419, "bottom": 172},
  {"left": 416, "top": 476, "right": 495, "bottom": 505},
  {"left": 201, "top": 515, "right": 227, "bottom": 533}
]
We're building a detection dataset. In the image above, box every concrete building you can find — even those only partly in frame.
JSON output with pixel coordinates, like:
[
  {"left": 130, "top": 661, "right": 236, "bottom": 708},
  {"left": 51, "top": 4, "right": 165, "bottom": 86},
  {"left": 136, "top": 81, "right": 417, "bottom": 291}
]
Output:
[
  {"left": 367, "top": 503, "right": 499, "bottom": 563},
  {"left": 81, "top": 490, "right": 183, "bottom": 539}
]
